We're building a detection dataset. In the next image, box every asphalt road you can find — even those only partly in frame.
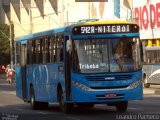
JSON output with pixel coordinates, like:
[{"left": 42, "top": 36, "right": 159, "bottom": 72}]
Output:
[{"left": 0, "top": 77, "right": 160, "bottom": 120}]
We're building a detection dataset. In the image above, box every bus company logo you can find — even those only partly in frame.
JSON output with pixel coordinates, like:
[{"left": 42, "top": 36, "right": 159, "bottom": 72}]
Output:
[{"left": 105, "top": 77, "right": 115, "bottom": 80}]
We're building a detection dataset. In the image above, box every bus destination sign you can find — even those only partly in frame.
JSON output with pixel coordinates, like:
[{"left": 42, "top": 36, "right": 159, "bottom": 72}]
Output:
[{"left": 72, "top": 24, "right": 139, "bottom": 35}]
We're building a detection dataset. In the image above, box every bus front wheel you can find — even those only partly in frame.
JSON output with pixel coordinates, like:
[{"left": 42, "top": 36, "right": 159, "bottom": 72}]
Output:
[{"left": 58, "top": 87, "right": 72, "bottom": 113}]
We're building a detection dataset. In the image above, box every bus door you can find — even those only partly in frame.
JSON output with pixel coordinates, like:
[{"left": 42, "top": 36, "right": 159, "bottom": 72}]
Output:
[
  {"left": 64, "top": 35, "right": 71, "bottom": 101},
  {"left": 57, "top": 34, "right": 65, "bottom": 85},
  {"left": 21, "top": 44, "right": 27, "bottom": 100}
]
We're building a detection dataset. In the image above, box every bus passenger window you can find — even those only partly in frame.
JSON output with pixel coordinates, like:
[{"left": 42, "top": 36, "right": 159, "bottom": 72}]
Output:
[
  {"left": 35, "top": 39, "right": 41, "bottom": 64},
  {"left": 46, "top": 38, "right": 50, "bottom": 63},
  {"left": 32, "top": 40, "right": 36, "bottom": 64},
  {"left": 60, "top": 37, "right": 64, "bottom": 62},
  {"left": 50, "top": 36, "right": 56, "bottom": 63},
  {"left": 49, "top": 37, "right": 52, "bottom": 63},
  {"left": 39, "top": 39, "right": 43, "bottom": 63},
  {"left": 15, "top": 42, "right": 21, "bottom": 66},
  {"left": 54, "top": 36, "right": 58, "bottom": 62},
  {"left": 56, "top": 37, "right": 60, "bottom": 62},
  {"left": 27, "top": 41, "right": 32, "bottom": 64},
  {"left": 42, "top": 38, "right": 46, "bottom": 64},
  {"left": 56, "top": 35, "right": 64, "bottom": 62}
]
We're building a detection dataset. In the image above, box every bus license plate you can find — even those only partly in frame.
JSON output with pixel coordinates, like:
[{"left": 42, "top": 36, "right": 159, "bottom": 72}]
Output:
[{"left": 105, "top": 93, "right": 117, "bottom": 97}]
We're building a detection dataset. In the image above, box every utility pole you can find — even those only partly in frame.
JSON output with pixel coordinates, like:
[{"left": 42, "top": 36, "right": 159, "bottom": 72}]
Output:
[
  {"left": 22, "top": 3, "right": 37, "bottom": 34},
  {"left": 29, "top": 4, "right": 33, "bottom": 33},
  {"left": 88, "top": 1, "right": 90, "bottom": 19},
  {"left": 10, "top": 21, "right": 14, "bottom": 69}
]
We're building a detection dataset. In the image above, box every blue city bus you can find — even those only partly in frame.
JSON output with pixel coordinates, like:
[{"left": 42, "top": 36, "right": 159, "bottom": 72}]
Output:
[{"left": 15, "top": 19, "right": 143, "bottom": 113}]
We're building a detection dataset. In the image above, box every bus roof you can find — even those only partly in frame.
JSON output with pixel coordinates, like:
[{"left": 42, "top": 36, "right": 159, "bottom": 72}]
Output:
[
  {"left": 75, "top": 19, "right": 137, "bottom": 26},
  {"left": 15, "top": 19, "right": 138, "bottom": 42},
  {"left": 15, "top": 25, "right": 72, "bottom": 42}
]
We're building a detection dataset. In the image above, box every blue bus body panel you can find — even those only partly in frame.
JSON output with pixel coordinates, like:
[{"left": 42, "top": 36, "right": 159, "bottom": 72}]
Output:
[
  {"left": 15, "top": 66, "right": 23, "bottom": 98},
  {"left": 15, "top": 25, "right": 72, "bottom": 102},
  {"left": 72, "top": 33, "right": 139, "bottom": 39},
  {"left": 71, "top": 71, "right": 143, "bottom": 103},
  {"left": 24, "top": 63, "right": 65, "bottom": 102},
  {"left": 15, "top": 25, "right": 72, "bottom": 42},
  {"left": 15, "top": 34, "right": 33, "bottom": 41}
]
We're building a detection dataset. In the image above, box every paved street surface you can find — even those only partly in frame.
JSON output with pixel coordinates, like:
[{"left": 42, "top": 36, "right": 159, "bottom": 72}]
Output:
[{"left": 0, "top": 77, "right": 160, "bottom": 120}]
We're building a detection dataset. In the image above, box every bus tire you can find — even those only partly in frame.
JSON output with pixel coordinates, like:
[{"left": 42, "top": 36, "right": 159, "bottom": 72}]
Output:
[
  {"left": 30, "top": 86, "right": 38, "bottom": 110},
  {"left": 38, "top": 102, "right": 48, "bottom": 109},
  {"left": 115, "top": 101, "right": 128, "bottom": 112},
  {"left": 58, "top": 87, "right": 72, "bottom": 113}
]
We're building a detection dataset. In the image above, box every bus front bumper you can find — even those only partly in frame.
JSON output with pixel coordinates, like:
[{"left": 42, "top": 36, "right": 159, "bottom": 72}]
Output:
[{"left": 71, "top": 80, "right": 143, "bottom": 103}]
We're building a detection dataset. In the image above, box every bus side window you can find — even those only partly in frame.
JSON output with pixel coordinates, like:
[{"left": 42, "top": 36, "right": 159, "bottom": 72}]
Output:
[
  {"left": 56, "top": 35, "right": 64, "bottom": 62},
  {"left": 39, "top": 39, "right": 43, "bottom": 63},
  {"left": 27, "top": 41, "right": 32, "bottom": 64},
  {"left": 42, "top": 37, "right": 46, "bottom": 64},
  {"left": 46, "top": 37, "right": 50, "bottom": 63},
  {"left": 60, "top": 35, "right": 64, "bottom": 62},
  {"left": 35, "top": 39, "right": 40, "bottom": 64},
  {"left": 50, "top": 36, "right": 56, "bottom": 63},
  {"left": 32, "top": 40, "right": 36, "bottom": 64},
  {"left": 15, "top": 42, "right": 21, "bottom": 66},
  {"left": 54, "top": 35, "right": 58, "bottom": 62},
  {"left": 54, "top": 35, "right": 59, "bottom": 62},
  {"left": 56, "top": 36, "right": 60, "bottom": 62},
  {"left": 49, "top": 37, "right": 54, "bottom": 63}
]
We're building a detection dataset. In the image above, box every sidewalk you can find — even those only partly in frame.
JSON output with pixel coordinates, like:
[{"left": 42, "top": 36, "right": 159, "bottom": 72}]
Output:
[
  {"left": 0, "top": 74, "right": 15, "bottom": 84},
  {"left": 143, "top": 85, "right": 160, "bottom": 95},
  {"left": 155, "top": 90, "right": 160, "bottom": 94}
]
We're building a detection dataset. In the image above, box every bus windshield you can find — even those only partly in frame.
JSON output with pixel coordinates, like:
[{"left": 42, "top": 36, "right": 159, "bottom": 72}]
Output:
[{"left": 72, "top": 37, "right": 141, "bottom": 73}]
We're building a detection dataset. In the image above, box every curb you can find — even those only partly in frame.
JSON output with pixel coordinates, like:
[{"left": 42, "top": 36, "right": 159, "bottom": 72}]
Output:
[{"left": 154, "top": 90, "right": 160, "bottom": 94}]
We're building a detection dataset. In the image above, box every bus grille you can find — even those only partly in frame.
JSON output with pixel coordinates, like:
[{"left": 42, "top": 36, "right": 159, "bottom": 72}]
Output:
[
  {"left": 86, "top": 75, "right": 132, "bottom": 81},
  {"left": 90, "top": 85, "right": 129, "bottom": 89}
]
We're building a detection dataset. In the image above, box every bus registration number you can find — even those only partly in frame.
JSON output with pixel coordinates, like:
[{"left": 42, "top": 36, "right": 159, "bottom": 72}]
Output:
[{"left": 105, "top": 93, "right": 117, "bottom": 97}]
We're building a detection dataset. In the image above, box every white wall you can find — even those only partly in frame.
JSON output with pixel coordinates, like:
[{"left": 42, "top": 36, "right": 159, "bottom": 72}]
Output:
[{"left": 133, "top": 0, "right": 160, "bottom": 39}]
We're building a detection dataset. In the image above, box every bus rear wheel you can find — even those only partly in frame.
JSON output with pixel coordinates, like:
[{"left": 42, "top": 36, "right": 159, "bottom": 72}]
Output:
[
  {"left": 30, "top": 86, "right": 38, "bottom": 110},
  {"left": 115, "top": 101, "right": 128, "bottom": 112},
  {"left": 58, "top": 87, "right": 72, "bottom": 113}
]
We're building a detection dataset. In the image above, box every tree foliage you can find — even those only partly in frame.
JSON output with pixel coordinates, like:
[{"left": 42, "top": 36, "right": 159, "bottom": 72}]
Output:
[{"left": 0, "top": 24, "right": 10, "bottom": 65}]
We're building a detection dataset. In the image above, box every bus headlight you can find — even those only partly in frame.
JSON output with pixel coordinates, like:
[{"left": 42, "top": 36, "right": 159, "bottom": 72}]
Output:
[
  {"left": 127, "top": 80, "right": 142, "bottom": 89},
  {"left": 72, "top": 81, "right": 90, "bottom": 91}
]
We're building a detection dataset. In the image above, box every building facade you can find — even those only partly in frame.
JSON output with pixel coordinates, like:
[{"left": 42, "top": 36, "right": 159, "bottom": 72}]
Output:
[{"left": 0, "top": 0, "right": 132, "bottom": 37}]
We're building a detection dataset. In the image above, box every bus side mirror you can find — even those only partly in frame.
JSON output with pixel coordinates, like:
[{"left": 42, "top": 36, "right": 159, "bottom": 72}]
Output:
[{"left": 66, "top": 36, "right": 72, "bottom": 53}]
